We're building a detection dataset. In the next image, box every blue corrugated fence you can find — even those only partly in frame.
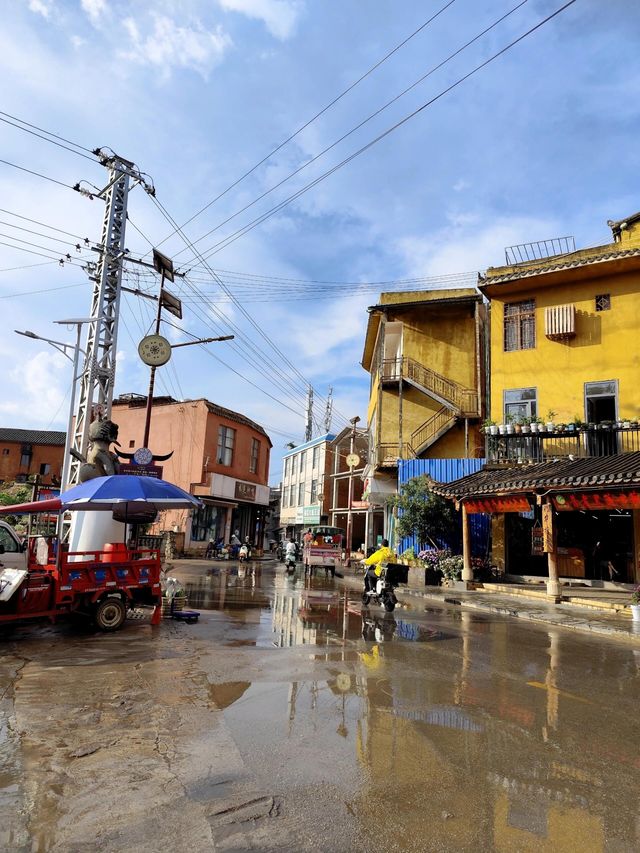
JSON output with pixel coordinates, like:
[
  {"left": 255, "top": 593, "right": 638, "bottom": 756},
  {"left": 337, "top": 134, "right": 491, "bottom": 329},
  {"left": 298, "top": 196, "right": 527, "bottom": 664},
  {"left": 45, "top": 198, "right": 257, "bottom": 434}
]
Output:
[{"left": 397, "top": 458, "right": 489, "bottom": 558}]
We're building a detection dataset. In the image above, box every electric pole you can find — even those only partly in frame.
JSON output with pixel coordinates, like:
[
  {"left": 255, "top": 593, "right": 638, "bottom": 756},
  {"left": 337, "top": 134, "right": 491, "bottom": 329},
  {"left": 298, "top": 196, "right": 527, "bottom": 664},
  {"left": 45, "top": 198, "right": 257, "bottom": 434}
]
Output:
[
  {"left": 68, "top": 152, "right": 153, "bottom": 488},
  {"left": 304, "top": 386, "right": 314, "bottom": 442},
  {"left": 324, "top": 386, "right": 333, "bottom": 434}
]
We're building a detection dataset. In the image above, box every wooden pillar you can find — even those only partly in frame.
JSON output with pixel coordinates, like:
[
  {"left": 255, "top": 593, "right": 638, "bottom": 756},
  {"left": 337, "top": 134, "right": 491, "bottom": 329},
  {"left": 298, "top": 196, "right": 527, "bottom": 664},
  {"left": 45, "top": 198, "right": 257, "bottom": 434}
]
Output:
[
  {"left": 461, "top": 504, "right": 473, "bottom": 582},
  {"left": 543, "top": 501, "right": 561, "bottom": 599}
]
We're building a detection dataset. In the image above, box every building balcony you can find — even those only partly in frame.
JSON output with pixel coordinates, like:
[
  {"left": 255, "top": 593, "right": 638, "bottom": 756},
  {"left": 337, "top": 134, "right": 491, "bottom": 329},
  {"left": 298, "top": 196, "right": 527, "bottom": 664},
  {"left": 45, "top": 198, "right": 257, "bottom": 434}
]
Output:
[
  {"left": 486, "top": 424, "right": 640, "bottom": 465},
  {"left": 373, "top": 442, "right": 414, "bottom": 468}
]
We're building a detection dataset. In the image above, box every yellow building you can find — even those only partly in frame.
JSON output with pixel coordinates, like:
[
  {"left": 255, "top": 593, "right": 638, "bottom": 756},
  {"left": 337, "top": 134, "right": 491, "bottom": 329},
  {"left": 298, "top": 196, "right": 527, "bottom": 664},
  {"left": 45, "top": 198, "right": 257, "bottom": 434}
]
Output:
[
  {"left": 360, "top": 289, "right": 486, "bottom": 544},
  {"left": 482, "top": 213, "right": 640, "bottom": 429},
  {"left": 473, "top": 212, "right": 640, "bottom": 584}
]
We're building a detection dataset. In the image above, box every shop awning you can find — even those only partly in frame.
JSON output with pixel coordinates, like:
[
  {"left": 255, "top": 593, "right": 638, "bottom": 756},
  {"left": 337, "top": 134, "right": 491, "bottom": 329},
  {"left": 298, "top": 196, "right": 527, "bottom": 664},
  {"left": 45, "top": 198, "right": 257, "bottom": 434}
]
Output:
[{"left": 431, "top": 452, "right": 640, "bottom": 507}]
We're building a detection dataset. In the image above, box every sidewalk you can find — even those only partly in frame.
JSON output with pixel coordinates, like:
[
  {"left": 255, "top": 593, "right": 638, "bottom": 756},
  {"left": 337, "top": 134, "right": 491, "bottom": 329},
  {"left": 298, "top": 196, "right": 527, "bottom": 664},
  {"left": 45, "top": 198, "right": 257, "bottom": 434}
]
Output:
[{"left": 337, "top": 571, "right": 640, "bottom": 644}]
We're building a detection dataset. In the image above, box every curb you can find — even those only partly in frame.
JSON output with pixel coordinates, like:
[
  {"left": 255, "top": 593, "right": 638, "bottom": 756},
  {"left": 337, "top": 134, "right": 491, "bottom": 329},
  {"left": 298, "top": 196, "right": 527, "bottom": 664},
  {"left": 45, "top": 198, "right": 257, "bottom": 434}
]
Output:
[{"left": 337, "top": 574, "right": 640, "bottom": 644}]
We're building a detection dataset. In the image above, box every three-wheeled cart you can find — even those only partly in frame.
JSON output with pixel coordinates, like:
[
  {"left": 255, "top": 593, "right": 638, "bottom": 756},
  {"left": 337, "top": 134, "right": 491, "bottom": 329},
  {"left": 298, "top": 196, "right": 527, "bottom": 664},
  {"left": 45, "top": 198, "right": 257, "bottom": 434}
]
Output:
[
  {"left": 0, "top": 539, "right": 162, "bottom": 632},
  {"left": 302, "top": 526, "right": 344, "bottom": 577}
]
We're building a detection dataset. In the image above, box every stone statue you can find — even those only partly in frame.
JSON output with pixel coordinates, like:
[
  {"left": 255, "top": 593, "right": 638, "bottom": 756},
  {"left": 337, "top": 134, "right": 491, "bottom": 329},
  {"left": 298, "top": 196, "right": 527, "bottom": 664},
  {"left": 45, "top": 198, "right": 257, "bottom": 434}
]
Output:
[{"left": 72, "top": 418, "right": 121, "bottom": 482}]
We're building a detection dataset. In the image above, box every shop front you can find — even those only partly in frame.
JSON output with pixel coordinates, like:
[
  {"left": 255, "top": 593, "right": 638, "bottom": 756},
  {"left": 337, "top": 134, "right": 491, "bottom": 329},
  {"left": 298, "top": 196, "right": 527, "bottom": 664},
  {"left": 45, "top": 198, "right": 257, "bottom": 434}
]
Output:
[
  {"left": 193, "top": 473, "right": 269, "bottom": 552},
  {"left": 432, "top": 453, "right": 640, "bottom": 594}
]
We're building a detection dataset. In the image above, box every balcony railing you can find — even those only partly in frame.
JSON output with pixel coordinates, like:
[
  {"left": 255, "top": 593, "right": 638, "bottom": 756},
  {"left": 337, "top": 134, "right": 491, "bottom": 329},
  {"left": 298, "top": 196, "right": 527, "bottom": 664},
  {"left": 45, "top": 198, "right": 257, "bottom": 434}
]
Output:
[
  {"left": 486, "top": 424, "right": 640, "bottom": 464},
  {"left": 374, "top": 442, "right": 414, "bottom": 467}
]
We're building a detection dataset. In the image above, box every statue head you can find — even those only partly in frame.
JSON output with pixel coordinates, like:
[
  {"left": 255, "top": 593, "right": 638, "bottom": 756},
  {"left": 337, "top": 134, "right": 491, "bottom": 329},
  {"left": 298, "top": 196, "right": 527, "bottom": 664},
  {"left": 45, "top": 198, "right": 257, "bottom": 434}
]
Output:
[{"left": 88, "top": 418, "right": 119, "bottom": 445}]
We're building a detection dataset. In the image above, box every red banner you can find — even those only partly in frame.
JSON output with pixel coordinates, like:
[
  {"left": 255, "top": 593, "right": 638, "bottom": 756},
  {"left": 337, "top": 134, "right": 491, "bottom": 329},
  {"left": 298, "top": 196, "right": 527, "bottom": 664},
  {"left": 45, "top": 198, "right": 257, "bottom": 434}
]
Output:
[
  {"left": 553, "top": 491, "right": 640, "bottom": 511},
  {"left": 465, "top": 496, "right": 531, "bottom": 514}
]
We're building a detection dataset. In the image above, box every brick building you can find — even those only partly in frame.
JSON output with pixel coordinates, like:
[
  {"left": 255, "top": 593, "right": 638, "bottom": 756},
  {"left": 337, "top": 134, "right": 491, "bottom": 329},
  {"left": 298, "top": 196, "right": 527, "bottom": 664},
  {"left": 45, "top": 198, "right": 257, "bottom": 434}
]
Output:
[
  {"left": 0, "top": 428, "right": 65, "bottom": 486},
  {"left": 111, "top": 395, "right": 272, "bottom": 553}
]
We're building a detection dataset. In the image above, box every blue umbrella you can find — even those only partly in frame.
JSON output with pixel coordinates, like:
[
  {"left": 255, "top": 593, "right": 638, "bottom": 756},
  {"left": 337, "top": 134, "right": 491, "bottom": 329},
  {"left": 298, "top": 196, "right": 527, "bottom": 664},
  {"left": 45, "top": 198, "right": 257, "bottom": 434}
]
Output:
[{"left": 58, "top": 475, "right": 203, "bottom": 513}]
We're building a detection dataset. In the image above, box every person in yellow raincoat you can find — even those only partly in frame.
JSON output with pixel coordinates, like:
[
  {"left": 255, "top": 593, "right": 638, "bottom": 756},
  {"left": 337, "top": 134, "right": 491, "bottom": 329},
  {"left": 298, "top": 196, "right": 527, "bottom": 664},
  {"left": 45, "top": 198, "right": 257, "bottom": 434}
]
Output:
[{"left": 363, "top": 539, "right": 395, "bottom": 593}]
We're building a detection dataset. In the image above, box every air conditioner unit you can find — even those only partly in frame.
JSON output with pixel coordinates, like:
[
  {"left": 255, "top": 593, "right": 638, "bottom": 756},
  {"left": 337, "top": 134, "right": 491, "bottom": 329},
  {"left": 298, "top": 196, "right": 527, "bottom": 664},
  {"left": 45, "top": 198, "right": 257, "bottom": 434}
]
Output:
[{"left": 545, "top": 304, "right": 576, "bottom": 340}]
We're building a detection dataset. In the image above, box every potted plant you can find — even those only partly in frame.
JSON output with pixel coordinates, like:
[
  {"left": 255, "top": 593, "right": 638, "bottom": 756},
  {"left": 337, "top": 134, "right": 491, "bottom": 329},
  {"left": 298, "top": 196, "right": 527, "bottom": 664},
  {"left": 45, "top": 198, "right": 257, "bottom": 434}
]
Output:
[
  {"left": 545, "top": 410, "right": 557, "bottom": 432},
  {"left": 555, "top": 422, "right": 566, "bottom": 433},
  {"left": 505, "top": 414, "right": 515, "bottom": 435},
  {"left": 400, "top": 546, "right": 416, "bottom": 566},
  {"left": 622, "top": 418, "right": 631, "bottom": 429},
  {"left": 420, "top": 549, "right": 444, "bottom": 586},
  {"left": 630, "top": 586, "right": 640, "bottom": 622},
  {"left": 521, "top": 416, "right": 531, "bottom": 434},
  {"left": 530, "top": 417, "right": 540, "bottom": 434},
  {"left": 482, "top": 418, "right": 498, "bottom": 436},
  {"left": 439, "top": 553, "right": 464, "bottom": 587}
]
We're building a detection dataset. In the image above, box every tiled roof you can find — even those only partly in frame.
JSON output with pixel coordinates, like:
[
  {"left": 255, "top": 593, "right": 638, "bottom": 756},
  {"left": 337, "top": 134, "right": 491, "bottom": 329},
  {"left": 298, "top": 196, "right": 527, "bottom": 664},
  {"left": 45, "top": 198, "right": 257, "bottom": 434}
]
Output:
[
  {"left": 0, "top": 428, "right": 66, "bottom": 446},
  {"left": 480, "top": 246, "right": 640, "bottom": 286},
  {"left": 431, "top": 453, "right": 640, "bottom": 500}
]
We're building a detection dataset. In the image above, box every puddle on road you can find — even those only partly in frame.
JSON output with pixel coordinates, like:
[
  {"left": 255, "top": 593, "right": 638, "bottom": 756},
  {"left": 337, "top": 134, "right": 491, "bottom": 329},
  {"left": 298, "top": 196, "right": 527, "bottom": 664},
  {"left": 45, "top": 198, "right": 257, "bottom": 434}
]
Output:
[{"left": 182, "top": 568, "right": 454, "bottom": 650}]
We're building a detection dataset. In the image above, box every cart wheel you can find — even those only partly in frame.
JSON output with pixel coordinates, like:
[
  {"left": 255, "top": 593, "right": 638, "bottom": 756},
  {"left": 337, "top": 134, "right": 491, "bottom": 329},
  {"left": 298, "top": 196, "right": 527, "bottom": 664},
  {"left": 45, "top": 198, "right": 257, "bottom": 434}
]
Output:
[{"left": 94, "top": 597, "right": 126, "bottom": 632}]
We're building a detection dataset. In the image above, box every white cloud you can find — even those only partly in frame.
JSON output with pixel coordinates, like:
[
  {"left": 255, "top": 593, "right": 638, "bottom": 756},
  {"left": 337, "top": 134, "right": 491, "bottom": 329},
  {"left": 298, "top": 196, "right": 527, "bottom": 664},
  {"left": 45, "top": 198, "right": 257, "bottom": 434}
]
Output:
[
  {"left": 120, "top": 14, "right": 232, "bottom": 77},
  {"left": 27, "top": 0, "right": 52, "bottom": 17},
  {"left": 396, "top": 215, "right": 561, "bottom": 279},
  {"left": 218, "top": 0, "right": 301, "bottom": 40},
  {"left": 70, "top": 34, "right": 85, "bottom": 48},
  {"left": 81, "top": 0, "right": 107, "bottom": 26},
  {"left": 0, "top": 350, "right": 69, "bottom": 427}
]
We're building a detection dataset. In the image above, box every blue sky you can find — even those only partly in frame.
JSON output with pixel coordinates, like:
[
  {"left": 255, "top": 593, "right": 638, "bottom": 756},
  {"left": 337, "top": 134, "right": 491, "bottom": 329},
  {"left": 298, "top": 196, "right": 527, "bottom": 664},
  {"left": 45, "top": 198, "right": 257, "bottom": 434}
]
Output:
[{"left": 0, "top": 0, "right": 638, "bottom": 483}]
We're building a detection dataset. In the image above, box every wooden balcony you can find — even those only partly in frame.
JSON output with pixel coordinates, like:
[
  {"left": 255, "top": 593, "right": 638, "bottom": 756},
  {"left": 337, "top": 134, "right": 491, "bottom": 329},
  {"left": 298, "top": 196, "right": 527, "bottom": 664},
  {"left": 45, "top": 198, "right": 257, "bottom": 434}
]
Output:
[{"left": 486, "top": 424, "right": 640, "bottom": 465}]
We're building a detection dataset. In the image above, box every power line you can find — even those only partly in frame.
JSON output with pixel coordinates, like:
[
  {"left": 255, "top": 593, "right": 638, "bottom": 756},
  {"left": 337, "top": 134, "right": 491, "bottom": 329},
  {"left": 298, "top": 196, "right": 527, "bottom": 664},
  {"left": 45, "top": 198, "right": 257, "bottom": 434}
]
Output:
[
  {"left": 0, "top": 113, "right": 97, "bottom": 162},
  {"left": 150, "top": 195, "right": 350, "bottom": 426},
  {"left": 0, "top": 207, "right": 90, "bottom": 242},
  {"left": 0, "top": 219, "right": 92, "bottom": 250},
  {"left": 178, "top": 0, "right": 529, "bottom": 265},
  {"left": 0, "top": 157, "right": 75, "bottom": 190},
  {"left": 184, "top": 0, "right": 577, "bottom": 263},
  {"left": 147, "top": 0, "right": 458, "bottom": 253},
  {"left": 0, "top": 260, "right": 57, "bottom": 274},
  {"left": 0, "top": 238, "right": 90, "bottom": 265},
  {"left": 0, "top": 108, "right": 95, "bottom": 154},
  {"left": 0, "top": 282, "right": 86, "bottom": 300}
]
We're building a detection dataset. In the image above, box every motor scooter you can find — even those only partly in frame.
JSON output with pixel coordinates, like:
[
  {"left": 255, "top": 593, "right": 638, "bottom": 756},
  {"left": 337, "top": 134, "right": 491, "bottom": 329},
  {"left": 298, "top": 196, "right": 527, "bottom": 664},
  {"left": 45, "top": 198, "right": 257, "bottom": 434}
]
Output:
[
  {"left": 238, "top": 543, "right": 250, "bottom": 563},
  {"left": 284, "top": 552, "right": 297, "bottom": 574},
  {"left": 361, "top": 563, "right": 408, "bottom": 612}
]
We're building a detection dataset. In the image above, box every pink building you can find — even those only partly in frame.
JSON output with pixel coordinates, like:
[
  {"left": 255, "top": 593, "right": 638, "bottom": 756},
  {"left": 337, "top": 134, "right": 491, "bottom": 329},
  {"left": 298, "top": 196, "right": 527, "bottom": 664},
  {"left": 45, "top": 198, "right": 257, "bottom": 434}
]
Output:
[{"left": 112, "top": 395, "right": 271, "bottom": 553}]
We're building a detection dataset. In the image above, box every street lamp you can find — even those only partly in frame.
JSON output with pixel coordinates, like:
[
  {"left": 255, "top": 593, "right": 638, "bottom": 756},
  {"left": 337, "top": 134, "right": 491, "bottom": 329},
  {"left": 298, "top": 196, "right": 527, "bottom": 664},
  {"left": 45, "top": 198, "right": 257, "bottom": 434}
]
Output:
[{"left": 15, "top": 317, "right": 97, "bottom": 492}]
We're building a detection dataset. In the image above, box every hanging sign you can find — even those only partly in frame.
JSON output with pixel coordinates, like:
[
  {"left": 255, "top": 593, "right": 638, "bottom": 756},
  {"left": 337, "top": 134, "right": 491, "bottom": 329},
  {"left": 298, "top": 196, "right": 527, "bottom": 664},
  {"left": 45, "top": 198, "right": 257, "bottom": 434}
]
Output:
[
  {"left": 465, "top": 496, "right": 531, "bottom": 514},
  {"left": 531, "top": 523, "right": 544, "bottom": 556},
  {"left": 553, "top": 491, "right": 640, "bottom": 511}
]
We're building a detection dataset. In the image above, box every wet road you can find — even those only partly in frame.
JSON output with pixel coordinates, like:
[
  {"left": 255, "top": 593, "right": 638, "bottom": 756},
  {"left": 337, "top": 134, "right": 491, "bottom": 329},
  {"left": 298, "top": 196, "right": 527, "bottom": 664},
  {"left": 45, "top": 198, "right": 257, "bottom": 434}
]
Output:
[{"left": 1, "top": 561, "right": 639, "bottom": 852}]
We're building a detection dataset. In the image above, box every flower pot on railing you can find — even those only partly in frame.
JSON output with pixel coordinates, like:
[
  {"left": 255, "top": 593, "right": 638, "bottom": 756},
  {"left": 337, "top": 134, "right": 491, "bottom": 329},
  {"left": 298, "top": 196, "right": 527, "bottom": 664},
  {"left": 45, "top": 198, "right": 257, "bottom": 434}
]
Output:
[
  {"left": 498, "top": 424, "right": 507, "bottom": 435},
  {"left": 490, "top": 425, "right": 498, "bottom": 436},
  {"left": 521, "top": 424, "right": 530, "bottom": 434},
  {"left": 623, "top": 421, "right": 631, "bottom": 429},
  {"left": 506, "top": 424, "right": 514, "bottom": 435},
  {"left": 530, "top": 422, "right": 539, "bottom": 434},
  {"left": 546, "top": 422, "right": 555, "bottom": 432}
]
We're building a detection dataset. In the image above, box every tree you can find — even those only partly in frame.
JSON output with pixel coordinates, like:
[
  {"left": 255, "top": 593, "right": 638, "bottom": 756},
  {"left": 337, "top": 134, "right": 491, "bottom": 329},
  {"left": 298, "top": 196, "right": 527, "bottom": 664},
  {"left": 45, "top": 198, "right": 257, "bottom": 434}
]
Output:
[
  {"left": 0, "top": 484, "right": 32, "bottom": 527},
  {"left": 390, "top": 475, "right": 460, "bottom": 549}
]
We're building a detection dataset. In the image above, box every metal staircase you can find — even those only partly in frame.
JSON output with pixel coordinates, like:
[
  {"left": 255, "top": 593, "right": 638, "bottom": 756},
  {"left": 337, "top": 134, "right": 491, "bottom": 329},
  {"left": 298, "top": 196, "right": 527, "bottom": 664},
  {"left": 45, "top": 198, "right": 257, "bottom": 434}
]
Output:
[
  {"left": 410, "top": 407, "right": 458, "bottom": 456},
  {"left": 381, "top": 357, "right": 479, "bottom": 416}
]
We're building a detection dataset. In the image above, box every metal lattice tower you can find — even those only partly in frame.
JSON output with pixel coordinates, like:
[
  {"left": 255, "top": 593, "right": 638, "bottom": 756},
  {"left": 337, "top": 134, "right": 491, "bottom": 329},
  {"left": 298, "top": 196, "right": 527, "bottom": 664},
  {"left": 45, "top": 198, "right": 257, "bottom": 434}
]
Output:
[
  {"left": 304, "top": 386, "right": 314, "bottom": 442},
  {"left": 67, "top": 154, "right": 134, "bottom": 488},
  {"left": 324, "top": 386, "right": 333, "bottom": 434}
]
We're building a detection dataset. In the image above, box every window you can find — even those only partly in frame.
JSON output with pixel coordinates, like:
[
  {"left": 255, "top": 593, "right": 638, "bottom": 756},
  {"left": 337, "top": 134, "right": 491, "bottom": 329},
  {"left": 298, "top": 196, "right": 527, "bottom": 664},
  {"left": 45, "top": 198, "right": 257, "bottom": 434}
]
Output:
[
  {"left": 190, "top": 504, "right": 221, "bottom": 542},
  {"left": 20, "top": 444, "right": 32, "bottom": 468},
  {"left": 39, "top": 463, "right": 51, "bottom": 476},
  {"left": 310, "top": 479, "right": 318, "bottom": 503},
  {"left": 595, "top": 294, "right": 611, "bottom": 312},
  {"left": 217, "top": 425, "right": 235, "bottom": 466},
  {"left": 299, "top": 450, "right": 305, "bottom": 472},
  {"left": 585, "top": 380, "right": 617, "bottom": 422},
  {"left": 291, "top": 455, "right": 297, "bottom": 476},
  {"left": 504, "top": 388, "right": 537, "bottom": 422},
  {"left": 129, "top": 440, "right": 135, "bottom": 448},
  {"left": 289, "top": 484, "right": 295, "bottom": 507},
  {"left": 282, "top": 489, "right": 288, "bottom": 509},
  {"left": 250, "top": 438, "right": 260, "bottom": 474},
  {"left": 298, "top": 482, "right": 304, "bottom": 506},
  {"left": 0, "top": 527, "right": 19, "bottom": 553},
  {"left": 284, "top": 457, "right": 289, "bottom": 479},
  {"left": 1, "top": 449, "right": 8, "bottom": 456},
  {"left": 312, "top": 445, "right": 319, "bottom": 469},
  {"left": 504, "top": 300, "right": 535, "bottom": 351}
]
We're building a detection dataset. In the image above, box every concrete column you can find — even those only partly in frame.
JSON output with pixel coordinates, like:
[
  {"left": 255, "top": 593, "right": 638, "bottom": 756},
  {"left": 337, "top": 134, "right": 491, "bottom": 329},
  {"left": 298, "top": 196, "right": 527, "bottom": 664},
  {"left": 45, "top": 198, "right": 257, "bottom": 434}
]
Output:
[
  {"left": 461, "top": 504, "right": 473, "bottom": 582},
  {"left": 543, "top": 501, "right": 561, "bottom": 599}
]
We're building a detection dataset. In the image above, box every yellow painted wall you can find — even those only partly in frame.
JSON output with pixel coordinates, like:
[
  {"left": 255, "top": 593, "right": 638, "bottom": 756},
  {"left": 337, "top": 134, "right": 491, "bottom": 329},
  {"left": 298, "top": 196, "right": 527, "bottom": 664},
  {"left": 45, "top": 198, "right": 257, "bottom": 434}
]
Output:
[
  {"left": 365, "top": 294, "right": 481, "bottom": 459},
  {"left": 489, "top": 270, "right": 640, "bottom": 423}
]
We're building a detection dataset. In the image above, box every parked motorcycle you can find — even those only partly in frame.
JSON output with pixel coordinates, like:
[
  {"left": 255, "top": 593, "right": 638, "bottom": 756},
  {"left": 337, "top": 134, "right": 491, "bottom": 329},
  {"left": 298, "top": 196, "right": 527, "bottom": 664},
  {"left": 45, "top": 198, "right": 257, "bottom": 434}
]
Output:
[
  {"left": 238, "top": 543, "right": 250, "bottom": 563},
  {"left": 284, "top": 552, "right": 297, "bottom": 574},
  {"left": 361, "top": 563, "right": 408, "bottom": 612}
]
